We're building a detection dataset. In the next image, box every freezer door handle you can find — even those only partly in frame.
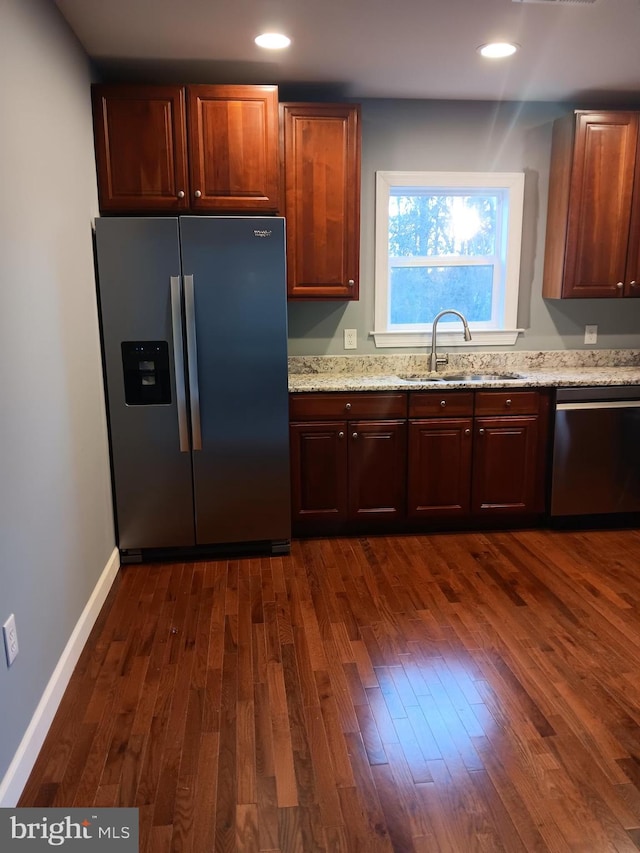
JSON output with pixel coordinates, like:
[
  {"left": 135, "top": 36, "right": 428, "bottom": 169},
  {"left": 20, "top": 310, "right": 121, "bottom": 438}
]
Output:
[
  {"left": 170, "top": 276, "right": 190, "bottom": 452},
  {"left": 184, "top": 274, "right": 203, "bottom": 451}
]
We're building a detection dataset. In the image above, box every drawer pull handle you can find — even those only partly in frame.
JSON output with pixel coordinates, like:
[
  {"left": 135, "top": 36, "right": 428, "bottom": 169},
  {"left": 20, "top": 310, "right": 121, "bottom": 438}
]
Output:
[
  {"left": 505, "top": 399, "right": 512, "bottom": 406},
  {"left": 479, "top": 428, "right": 485, "bottom": 435},
  {"left": 440, "top": 400, "right": 447, "bottom": 407},
  {"left": 338, "top": 431, "right": 344, "bottom": 439},
  {"left": 352, "top": 432, "right": 358, "bottom": 440},
  {"left": 345, "top": 402, "right": 352, "bottom": 411}
]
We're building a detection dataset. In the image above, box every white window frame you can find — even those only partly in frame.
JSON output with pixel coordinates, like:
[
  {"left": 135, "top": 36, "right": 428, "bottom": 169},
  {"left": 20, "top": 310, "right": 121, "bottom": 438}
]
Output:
[{"left": 373, "top": 170, "right": 525, "bottom": 348}]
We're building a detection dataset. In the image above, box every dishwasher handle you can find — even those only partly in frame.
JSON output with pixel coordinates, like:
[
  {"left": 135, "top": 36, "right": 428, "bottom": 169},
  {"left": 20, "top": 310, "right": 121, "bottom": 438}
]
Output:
[
  {"left": 557, "top": 400, "right": 640, "bottom": 411},
  {"left": 555, "top": 385, "right": 640, "bottom": 404}
]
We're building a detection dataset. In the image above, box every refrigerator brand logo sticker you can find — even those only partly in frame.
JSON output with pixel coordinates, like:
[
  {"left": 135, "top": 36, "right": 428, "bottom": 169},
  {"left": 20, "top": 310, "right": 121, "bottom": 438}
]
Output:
[{"left": 253, "top": 229, "right": 273, "bottom": 238}]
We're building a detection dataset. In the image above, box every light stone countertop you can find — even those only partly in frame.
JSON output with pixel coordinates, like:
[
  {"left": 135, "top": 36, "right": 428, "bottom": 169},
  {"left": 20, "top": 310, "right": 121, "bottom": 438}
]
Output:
[{"left": 288, "top": 350, "right": 640, "bottom": 393}]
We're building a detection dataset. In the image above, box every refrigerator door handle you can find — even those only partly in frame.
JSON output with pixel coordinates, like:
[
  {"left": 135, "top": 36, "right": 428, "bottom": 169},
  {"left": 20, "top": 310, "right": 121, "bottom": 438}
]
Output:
[
  {"left": 184, "top": 274, "right": 203, "bottom": 451},
  {"left": 170, "top": 275, "right": 190, "bottom": 452}
]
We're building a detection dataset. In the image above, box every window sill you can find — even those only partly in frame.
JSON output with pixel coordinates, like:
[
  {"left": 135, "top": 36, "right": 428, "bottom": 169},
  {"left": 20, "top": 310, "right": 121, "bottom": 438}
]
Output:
[{"left": 371, "top": 329, "right": 523, "bottom": 348}]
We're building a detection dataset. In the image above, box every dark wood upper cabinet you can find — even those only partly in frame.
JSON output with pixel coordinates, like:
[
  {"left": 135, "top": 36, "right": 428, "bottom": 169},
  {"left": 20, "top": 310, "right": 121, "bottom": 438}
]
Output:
[
  {"left": 187, "top": 85, "right": 279, "bottom": 212},
  {"left": 281, "top": 103, "right": 361, "bottom": 300},
  {"left": 92, "top": 85, "right": 189, "bottom": 212},
  {"left": 92, "top": 84, "right": 279, "bottom": 213},
  {"left": 543, "top": 111, "right": 640, "bottom": 298}
]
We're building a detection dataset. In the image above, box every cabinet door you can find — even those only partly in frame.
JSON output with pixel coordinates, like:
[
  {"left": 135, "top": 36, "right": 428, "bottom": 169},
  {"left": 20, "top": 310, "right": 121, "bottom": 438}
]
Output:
[
  {"left": 290, "top": 422, "right": 348, "bottom": 524},
  {"left": 282, "top": 104, "right": 361, "bottom": 299},
  {"left": 92, "top": 85, "right": 189, "bottom": 212},
  {"left": 348, "top": 421, "right": 406, "bottom": 521},
  {"left": 563, "top": 112, "right": 639, "bottom": 298},
  {"left": 408, "top": 419, "right": 473, "bottom": 518},
  {"left": 472, "top": 416, "right": 540, "bottom": 514},
  {"left": 187, "top": 85, "right": 280, "bottom": 212},
  {"left": 625, "top": 135, "right": 640, "bottom": 297}
]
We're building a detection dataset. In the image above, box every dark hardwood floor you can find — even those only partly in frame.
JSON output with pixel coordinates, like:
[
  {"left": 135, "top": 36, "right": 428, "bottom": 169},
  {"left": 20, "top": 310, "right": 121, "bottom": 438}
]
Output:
[{"left": 19, "top": 529, "right": 640, "bottom": 851}]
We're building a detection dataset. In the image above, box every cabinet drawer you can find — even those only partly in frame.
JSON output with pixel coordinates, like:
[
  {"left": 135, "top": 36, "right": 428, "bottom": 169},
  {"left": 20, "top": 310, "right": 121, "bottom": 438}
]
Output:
[
  {"left": 409, "top": 391, "right": 474, "bottom": 418},
  {"left": 290, "top": 392, "right": 407, "bottom": 421},
  {"left": 474, "top": 390, "right": 540, "bottom": 416}
]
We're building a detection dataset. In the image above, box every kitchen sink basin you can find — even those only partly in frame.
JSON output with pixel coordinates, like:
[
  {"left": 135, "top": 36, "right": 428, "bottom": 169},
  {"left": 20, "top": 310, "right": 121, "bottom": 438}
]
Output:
[{"left": 397, "top": 372, "right": 525, "bottom": 383}]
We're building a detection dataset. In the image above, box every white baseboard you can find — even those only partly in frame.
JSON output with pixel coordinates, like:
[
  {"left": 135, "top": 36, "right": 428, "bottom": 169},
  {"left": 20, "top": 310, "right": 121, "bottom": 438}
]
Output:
[{"left": 0, "top": 547, "right": 121, "bottom": 807}]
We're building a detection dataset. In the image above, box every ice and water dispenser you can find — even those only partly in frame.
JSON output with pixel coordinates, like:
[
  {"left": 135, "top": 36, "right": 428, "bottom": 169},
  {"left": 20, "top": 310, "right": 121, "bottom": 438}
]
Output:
[{"left": 121, "top": 341, "right": 171, "bottom": 405}]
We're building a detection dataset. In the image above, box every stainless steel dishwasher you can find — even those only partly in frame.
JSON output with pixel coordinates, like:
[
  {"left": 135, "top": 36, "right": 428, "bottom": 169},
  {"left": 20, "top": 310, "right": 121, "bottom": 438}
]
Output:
[{"left": 550, "top": 386, "right": 640, "bottom": 516}]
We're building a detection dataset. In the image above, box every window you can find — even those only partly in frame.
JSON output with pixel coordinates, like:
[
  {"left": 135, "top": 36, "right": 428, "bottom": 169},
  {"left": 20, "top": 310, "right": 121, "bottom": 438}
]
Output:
[{"left": 373, "top": 171, "right": 525, "bottom": 347}]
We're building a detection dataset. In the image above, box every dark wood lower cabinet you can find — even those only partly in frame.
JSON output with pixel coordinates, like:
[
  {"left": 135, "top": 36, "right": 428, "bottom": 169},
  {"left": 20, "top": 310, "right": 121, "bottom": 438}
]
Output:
[
  {"left": 290, "top": 421, "right": 348, "bottom": 524},
  {"left": 408, "top": 418, "right": 473, "bottom": 517},
  {"left": 472, "top": 415, "right": 541, "bottom": 514},
  {"left": 348, "top": 420, "right": 406, "bottom": 520},
  {"left": 289, "top": 419, "right": 406, "bottom": 526},
  {"left": 290, "top": 389, "right": 550, "bottom": 534},
  {"left": 290, "top": 393, "right": 408, "bottom": 530}
]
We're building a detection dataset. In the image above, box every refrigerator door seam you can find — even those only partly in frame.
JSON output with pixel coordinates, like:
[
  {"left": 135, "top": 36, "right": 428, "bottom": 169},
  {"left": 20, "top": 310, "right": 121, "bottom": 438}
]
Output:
[
  {"left": 170, "top": 275, "right": 190, "bottom": 452},
  {"left": 184, "top": 274, "right": 203, "bottom": 451}
]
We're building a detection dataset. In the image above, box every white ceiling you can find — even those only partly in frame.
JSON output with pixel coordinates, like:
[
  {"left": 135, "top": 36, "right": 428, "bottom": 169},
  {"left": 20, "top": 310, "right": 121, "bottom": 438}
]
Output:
[{"left": 55, "top": 0, "right": 640, "bottom": 103}]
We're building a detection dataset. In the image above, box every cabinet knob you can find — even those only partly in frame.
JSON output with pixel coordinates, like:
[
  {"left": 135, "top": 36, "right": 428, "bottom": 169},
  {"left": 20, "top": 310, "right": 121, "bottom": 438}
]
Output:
[
  {"left": 348, "top": 279, "right": 355, "bottom": 287},
  {"left": 440, "top": 400, "right": 447, "bottom": 407},
  {"left": 194, "top": 190, "right": 202, "bottom": 198},
  {"left": 505, "top": 399, "right": 512, "bottom": 407},
  {"left": 479, "top": 428, "right": 486, "bottom": 435},
  {"left": 617, "top": 281, "right": 624, "bottom": 288},
  {"left": 177, "top": 190, "right": 185, "bottom": 199},
  {"left": 338, "top": 431, "right": 344, "bottom": 439},
  {"left": 631, "top": 281, "right": 638, "bottom": 287},
  {"left": 464, "top": 428, "right": 471, "bottom": 435},
  {"left": 345, "top": 402, "right": 352, "bottom": 411},
  {"left": 352, "top": 432, "right": 358, "bottom": 440}
]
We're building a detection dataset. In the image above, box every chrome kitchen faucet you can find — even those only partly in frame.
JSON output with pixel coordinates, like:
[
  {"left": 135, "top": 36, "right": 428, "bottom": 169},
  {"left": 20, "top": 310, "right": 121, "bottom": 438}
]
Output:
[{"left": 429, "top": 309, "right": 472, "bottom": 373}]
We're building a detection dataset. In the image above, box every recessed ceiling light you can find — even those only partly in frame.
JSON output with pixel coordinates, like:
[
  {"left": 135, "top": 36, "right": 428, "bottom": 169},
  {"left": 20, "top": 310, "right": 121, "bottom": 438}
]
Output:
[
  {"left": 255, "top": 32, "right": 291, "bottom": 50},
  {"left": 478, "top": 42, "right": 519, "bottom": 58}
]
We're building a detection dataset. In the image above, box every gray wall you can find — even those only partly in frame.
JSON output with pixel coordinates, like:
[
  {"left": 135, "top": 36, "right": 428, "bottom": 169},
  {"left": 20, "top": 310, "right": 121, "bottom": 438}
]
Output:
[
  {"left": 287, "top": 99, "right": 640, "bottom": 355},
  {"left": 0, "top": 0, "right": 114, "bottom": 784}
]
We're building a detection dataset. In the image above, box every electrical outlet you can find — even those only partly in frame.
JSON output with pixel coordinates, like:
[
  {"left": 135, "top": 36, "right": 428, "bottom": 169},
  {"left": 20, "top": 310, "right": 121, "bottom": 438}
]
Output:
[
  {"left": 584, "top": 324, "right": 598, "bottom": 345},
  {"left": 344, "top": 329, "right": 357, "bottom": 350},
  {"left": 3, "top": 614, "right": 18, "bottom": 667}
]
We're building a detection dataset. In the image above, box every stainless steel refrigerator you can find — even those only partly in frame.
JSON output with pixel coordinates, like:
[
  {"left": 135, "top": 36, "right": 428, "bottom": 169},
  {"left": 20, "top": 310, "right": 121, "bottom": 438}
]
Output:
[{"left": 95, "top": 216, "right": 291, "bottom": 561}]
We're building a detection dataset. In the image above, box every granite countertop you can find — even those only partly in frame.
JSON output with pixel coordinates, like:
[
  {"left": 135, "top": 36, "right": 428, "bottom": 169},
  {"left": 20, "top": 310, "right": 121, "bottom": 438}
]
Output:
[{"left": 288, "top": 351, "right": 640, "bottom": 393}]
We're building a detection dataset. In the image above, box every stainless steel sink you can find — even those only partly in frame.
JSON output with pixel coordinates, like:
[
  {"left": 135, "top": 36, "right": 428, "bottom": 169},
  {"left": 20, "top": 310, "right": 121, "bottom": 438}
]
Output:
[
  {"left": 397, "top": 372, "right": 525, "bottom": 383},
  {"left": 438, "top": 372, "right": 525, "bottom": 382}
]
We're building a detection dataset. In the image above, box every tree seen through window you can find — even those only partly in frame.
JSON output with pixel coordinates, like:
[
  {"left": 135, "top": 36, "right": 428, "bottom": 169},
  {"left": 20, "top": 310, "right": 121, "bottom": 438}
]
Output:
[{"left": 388, "top": 191, "right": 499, "bottom": 326}]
